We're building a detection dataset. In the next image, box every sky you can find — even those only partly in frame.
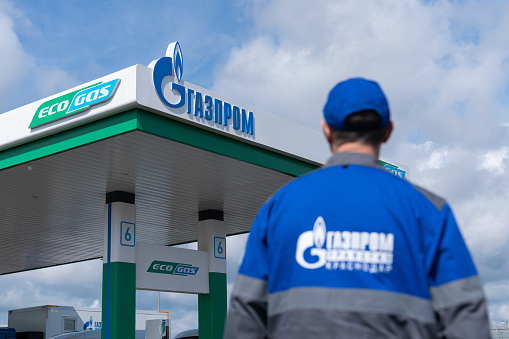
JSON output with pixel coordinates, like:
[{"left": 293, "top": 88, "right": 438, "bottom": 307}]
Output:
[{"left": 1, "top": 0, "right": 509, "bottom": 335}]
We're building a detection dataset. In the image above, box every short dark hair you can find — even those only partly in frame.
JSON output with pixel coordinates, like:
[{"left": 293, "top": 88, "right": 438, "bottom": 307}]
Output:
[{"left": 329, "top": 110, "right": 389, "bottom": 149}]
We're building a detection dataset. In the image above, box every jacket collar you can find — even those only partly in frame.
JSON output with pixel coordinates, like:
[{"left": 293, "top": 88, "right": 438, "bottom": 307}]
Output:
[{"left": 323, "top": 152, "right": 384, "bottom": 170}]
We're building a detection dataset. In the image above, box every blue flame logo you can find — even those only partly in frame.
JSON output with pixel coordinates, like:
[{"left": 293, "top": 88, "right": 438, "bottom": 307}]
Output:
[
  {"left": 151, "top": 41, "right": 186, "bottom": 108},
  {"left": 313, "top": 216, "right": 326, "bottom": 248},
  {"left": 173, "top": 41, "right": 183, "bottom": 82},
  {"left": 84, "top": 316, "right": 93, "bottom": 330}
]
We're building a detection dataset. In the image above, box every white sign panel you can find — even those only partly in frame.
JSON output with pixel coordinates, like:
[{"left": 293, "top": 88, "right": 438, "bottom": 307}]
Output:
[{"left": 136, "top": 242, "right": 209, "bottom": 294}]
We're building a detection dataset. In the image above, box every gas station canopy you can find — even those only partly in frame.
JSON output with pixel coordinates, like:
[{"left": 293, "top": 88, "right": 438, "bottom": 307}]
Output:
[
  {"left": 0, "top": 43, "right": 413, "bottom": 339},
  {"left": 0, "top": 59, "right": 327, "bottom": 275}
]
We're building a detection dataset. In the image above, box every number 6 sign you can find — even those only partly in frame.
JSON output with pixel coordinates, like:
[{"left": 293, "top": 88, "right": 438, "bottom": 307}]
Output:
[
  {"left": 121, "top": 221, "right": 135, "bottom": 247},
  {"left": 214, "top": 237, "right": 226, "bottom": 259}
]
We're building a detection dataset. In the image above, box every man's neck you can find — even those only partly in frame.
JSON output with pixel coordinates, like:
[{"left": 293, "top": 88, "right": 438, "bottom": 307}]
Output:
[{"left": 332, "top": 142, "right": 380, "bottom": 157}]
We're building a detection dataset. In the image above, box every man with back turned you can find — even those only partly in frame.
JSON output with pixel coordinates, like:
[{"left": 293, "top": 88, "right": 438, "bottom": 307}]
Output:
[{"left": 224, "top": 78, "right": 490, "bottom": 339}]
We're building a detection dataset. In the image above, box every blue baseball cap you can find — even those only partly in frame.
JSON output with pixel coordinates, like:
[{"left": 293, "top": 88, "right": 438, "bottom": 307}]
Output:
[{"left": 323, "top": 78, "right": 391, "bottom": 130}]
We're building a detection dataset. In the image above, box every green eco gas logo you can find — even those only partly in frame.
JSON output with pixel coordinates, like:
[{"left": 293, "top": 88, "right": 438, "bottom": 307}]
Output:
[
  {"left": 29, "top": 78, "right": 120, "bottom": 129},
  {"left": 147, "top": 260, "right": 199, "bottom": 276}
]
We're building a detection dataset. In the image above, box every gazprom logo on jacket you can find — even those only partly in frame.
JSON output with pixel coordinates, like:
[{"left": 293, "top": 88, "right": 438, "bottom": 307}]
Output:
[
  {"left": 150, "top": 41, "right": 254, "bottom": 135},
  {"left": 295, "top": 217, "right": 395, "bottom": 274}
]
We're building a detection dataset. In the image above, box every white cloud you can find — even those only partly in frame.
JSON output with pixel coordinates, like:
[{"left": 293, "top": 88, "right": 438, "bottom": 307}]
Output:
[
  {"left": 0, "top": 260, "right": 103, "bottom": 326},
  {"left": 478, "top": 147, "right": 509, "bottom": 175},
  {"left": 486, "top": 280, "right": 509, "bottom": 302},
  {"left": 214, "top": 0, "right": 509, "bottom": 149},
  {"left": 0, "top": 0, "right": 77, "bottom": 114},
  {"left": 0, "top": 1, "right": 31, "bottom": 104},
  {"left": 486, "top": 280, "right": 509, "bottom": 325},
  {"left": 407, "top": 141, "right": 449, "bottom": 171}
]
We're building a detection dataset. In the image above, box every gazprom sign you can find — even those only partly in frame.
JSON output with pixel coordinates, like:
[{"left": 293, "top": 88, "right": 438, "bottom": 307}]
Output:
[{"left": 150, "top": 41, "right": 255, "bottom": 136}]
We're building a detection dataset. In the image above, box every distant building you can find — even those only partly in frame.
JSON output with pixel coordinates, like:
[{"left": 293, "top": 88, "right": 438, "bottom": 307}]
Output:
[{"left": 491, "top": 322, "right": 509, "bottom": 338}]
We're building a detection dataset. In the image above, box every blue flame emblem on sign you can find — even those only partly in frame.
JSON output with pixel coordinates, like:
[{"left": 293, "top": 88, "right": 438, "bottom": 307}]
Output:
[
  {"left": 152, "top": 41, "right": 186, "bottom": 108},
  {"left": 173, "top": 42, "right": 183, "bottom": 82},
  {"left": 164, "top": 41, "right": 183, "bottom": 82}
]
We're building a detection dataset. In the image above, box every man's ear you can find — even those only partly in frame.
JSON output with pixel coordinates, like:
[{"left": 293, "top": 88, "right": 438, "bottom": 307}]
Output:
[
  {"left": 320, "top": 121, "right": 333, "bottom": 146},
  {"left": 382, "top": 122, "right": 393, "bottom": 143}
]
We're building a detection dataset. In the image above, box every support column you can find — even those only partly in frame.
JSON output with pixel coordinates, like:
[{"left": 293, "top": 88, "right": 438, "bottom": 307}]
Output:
[
  {"left": 102, "top": 191, "right": 136, "bottom": 339},
  {"left": 197, "top": 210, "right": 227, "bottom": 339}
]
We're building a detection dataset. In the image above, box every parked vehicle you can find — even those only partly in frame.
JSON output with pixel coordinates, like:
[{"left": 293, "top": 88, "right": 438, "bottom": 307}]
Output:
[
  {"left": 8, "top": 305, "right": 169, "bottom": 339},
  {"left": 0, "top": 328, "right": 16, "bottom": 339}
]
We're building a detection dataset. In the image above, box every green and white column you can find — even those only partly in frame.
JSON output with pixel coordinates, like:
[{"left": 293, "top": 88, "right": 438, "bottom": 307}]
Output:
[
  {"left": 197, "top": 210, "right": 227, "bottom": 339},
  {"left": 102, "top": 191, "right": 136, "bottom": 339}
]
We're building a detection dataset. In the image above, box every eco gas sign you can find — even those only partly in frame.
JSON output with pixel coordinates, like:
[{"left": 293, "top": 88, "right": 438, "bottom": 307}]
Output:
[
  {"left": 136, "top": 242, "right": 209, "bottom": 294},
  {"left": 147, "top": 260, "right": 199, "bottom": 276},
  {"left": 380, "top": 160, "right": 407, "bottom": 179},
  {"left": 29, "top": 78, "right": 120, "bottom": 129}
]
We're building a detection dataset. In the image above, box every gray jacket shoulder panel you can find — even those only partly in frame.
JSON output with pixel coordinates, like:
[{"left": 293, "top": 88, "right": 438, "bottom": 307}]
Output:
[{"left": 412, "top": 184, "right": 446, "bottom": 211}]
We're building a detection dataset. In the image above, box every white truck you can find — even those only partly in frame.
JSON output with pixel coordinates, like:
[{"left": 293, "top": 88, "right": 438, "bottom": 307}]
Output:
[{"left": 8, "top": 305, "right": 169, "bottom": 339}]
